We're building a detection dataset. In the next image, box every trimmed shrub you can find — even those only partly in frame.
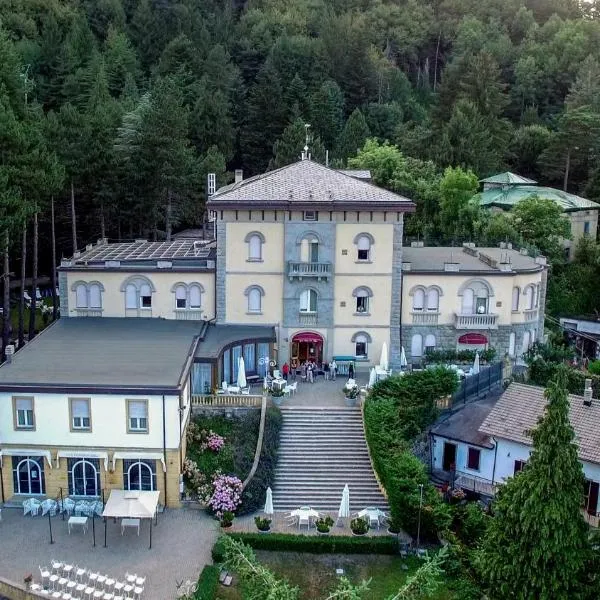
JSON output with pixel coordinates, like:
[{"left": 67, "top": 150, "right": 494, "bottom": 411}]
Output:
[
  {"left": 194, "top": 565, "right": 219, "bottom": 600},
  {"left": 364, "top": 369, "right": 457, "bottom": 538},
  {"left": 425, "top": 348, "right": 497, "bottom": 364},
  {"left": 212, "top": 533, "right": 398, "bottom": 556},
  {"left": 238, "top": 406, "right": 283, "bottom": 515}
]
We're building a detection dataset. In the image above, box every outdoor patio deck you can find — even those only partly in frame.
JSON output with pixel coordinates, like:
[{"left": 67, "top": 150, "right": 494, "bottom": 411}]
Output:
[{"left": 0, "top": 506, "right": 218, "bottom": 600}]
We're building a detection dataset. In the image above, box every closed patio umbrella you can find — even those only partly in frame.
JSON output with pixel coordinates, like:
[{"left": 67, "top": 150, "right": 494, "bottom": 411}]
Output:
[
  {"left": 473, "top": 351, "right": 480, "bottom": 375},
  {"left": 400, "top": 347, "right": 407, "bottom": 368},
  {"left": 264, "top": 487, "right": 274, "bottom": 515},
  {"left": 338, "top": 484, "right": 350, "bottom": 521},
  {"left": 237, "top": 357, "right": 247, "bottom": 388},
  {"left": 368, "top": 367, "right": 376, "bottom": 388},
  {"left": 379, "top": 342, "right": 389, "bottom": 371}
]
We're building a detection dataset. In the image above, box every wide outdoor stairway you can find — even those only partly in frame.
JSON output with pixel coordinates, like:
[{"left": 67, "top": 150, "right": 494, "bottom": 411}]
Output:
[{"left": 273, "top": 407, "right": 389, "bottom": 512}]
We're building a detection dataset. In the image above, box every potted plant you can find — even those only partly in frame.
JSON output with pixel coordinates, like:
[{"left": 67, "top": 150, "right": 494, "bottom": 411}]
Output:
[
  {"left": 220, "top": 510, "right": 234, "bottom": 529},
  {"left": 270, "top": 387, "right": 284, "bottom": 406},
  {"left": 342, "top": 382, "right": 360, "bottom": 407},
  {"left": 350, "top": 516, "right": 369, "bottom": 536},
  {"left": 254, "top": 516, "right": 272, "bottom": 532},
  {"left": 315, "top": 515, "right": 334, "bottom": 535}
]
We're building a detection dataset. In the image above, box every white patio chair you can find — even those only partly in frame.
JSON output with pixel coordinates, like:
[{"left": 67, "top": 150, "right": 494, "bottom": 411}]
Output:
[
  {"left": 298, "top": 514, "right": 310, "bottom": 530},
  {"left": 40, "top": 565, "right": 51, "bottom": 584},
  {"left": 23, "top": 499, "right": 32, "bottom": 516},
  {"left": 42, "top": 499, "right": 58, "bottom": 516},
  {"left": 113, "top": 582, "right": 125, "bottom": 595},
  {"left": 51, "top": 560, "right": 63, "bottom": 573},
  {"left": 87, "top": 572, "right": 99, "bottom": 587},
  {"left": 66, "top": 580, "right": 76, "bottom": 595},
  {"left": 221, "top": 381, "right": 228, "bottom": 392},
  {"left": 274, "top": 369, "right": 281, "bottom": 379},
  {"left": 134, "top": 576, "right": 145, "bottom": 587},
  {"left": 125, "top": 573, "right": 137, "bottom": 585},
  {"left": 288, "top": 382, "right": 297, "bottom": 395},
  {"left": 63, "top": 563, "right": 74, "bottom": 577},
  {"left": 133, "top": 586, "right": 143, "bottom": 600},
  {"left": 76, "top": 583, "right": 87, "bottom": 595},
  {"left": 93, "top": 590, "right": 103, "bottom": 599},
  {"left": 96, "top": 574, "right": 107, "bottom": 589},
  {"left": 58, "top": 577, "right": 69, "bottom": 590},
  {"left": 61, "top": 593, "right": 72, "bottom": 600},
  {"left": 241, "top": 387, "right": 250, "bottom": 395},
  {"left": 368, "top": 514, "right": 379, "bottom": 529},
  {"left": 74, "top": 501, "right": 87, "bottom": 516},
  {"left": 104, "top": 576, "right": 115, "bottom": 591},
  {"left": 30, "top": 583, "right": 43, "bottom": 593},
  {"left": 75, "top": 566, "right": 87, "bottom": 582},
  {"left": 122, "top": 585, "right": 134, "bottom": 598},
  {"left": 94, "top": 501, "right": 104, "bottom": 517},
  {"left": 29, "top": 498, "right": 42, "bottom": 516},
  {"left": 283, "top": 385, "right": 291, "bottom": 398},
  {"left": 49, "top": 573, "right": 60, "bottom": 589},
  {"left": 62, "top": 498, "right": 76, "bottom": 516},
  {"left": 103, "top": 594, "right": 114, "bottom": 600},
  {"left": 84, "top": 587, "right": 95, "bottom": 600},
  {"left": 51, "top": 591, "right": 62, "bottom": 599}
]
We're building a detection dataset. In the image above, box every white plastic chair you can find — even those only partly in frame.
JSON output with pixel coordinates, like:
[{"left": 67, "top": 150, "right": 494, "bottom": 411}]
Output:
[
  {"left": 274, "top": 369, "right": 281, "bottom": 379},
  {"left": 221, "top": 381, "right": 228, "bottom": 392},
  {"left": 42, "top": 499, "right": 58, "bottom": 516},
  {"left": 298, "top": 514, "right": 310, "bottom": 530},
  {"left": 29, "top": 498, "right": 42, "bottom": 516},
  {"left": 125, "top": 573, "right": 137, "bottom": 585},
  {"left": 51, "top": 560, "right": 63, "bottom": 573},
  {"left": 39, "top": 565, "right": 51, "bottom": 583},
  {"left": 133, "top": 586, "right": 143, "bottom": 600},
  {"left": 134, "top": 576, "right": 145, "bottom": 587},
  {"left": 94, "top": 501, "right": 104, "bottom": 517},
  {"left": 75, "top": 566, "right": 87, "bottom": 582},
  {"left": 283, "top": 386, "right": 291, "bottom": 397},
  {"left": 288, "top": 382, "right": 297, "bottom": 395},
  {"left": 23, "top": 499, "right": 32, "bottom": 516}
]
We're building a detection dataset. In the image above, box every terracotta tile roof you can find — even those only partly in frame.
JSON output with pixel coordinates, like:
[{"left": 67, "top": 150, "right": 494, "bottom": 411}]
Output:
[
  {"left": 479, "top": 382, "right": 600, "bottom": 465},
  {"left": 208, "top": 160, "right": 415, "bottom": 210}
]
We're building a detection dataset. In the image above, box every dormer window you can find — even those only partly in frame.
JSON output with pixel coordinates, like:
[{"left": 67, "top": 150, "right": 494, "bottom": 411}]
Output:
[{"left": 303, "top": 211, "right": 317, "bottom": 221}]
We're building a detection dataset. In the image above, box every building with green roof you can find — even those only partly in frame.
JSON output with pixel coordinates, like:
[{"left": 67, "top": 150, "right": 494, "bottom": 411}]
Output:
[{"left": 474, "top": 172, "right": 599, "bottom": 260}]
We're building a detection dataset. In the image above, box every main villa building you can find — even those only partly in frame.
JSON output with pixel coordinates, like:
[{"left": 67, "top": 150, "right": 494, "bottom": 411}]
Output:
[{"left": 0, "top": 160, "right": 547, "bottom": 508}]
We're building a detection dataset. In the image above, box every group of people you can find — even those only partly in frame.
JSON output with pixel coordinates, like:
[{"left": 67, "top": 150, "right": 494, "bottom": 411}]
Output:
[{"left": 279, "top": 358, "right": 354, "bottom": 383}]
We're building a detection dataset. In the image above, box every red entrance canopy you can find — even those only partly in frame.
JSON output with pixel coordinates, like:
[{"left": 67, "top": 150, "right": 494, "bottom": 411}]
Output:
[
  {"left": 292, "top": 332, "right": 323, "bottom": 344},
  {"left": 458, "top": 333, "right": 488, "bottom": 345}
]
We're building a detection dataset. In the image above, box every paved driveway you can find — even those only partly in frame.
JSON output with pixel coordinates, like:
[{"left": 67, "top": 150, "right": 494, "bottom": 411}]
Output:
[{"left": 0, "top": 506, "right": 218, "bottom": 600}]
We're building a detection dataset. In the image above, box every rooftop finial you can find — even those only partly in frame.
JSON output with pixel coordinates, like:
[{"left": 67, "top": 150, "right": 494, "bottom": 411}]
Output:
[{"left": 302, "top": 123, "right": 311, "bottom": 160}]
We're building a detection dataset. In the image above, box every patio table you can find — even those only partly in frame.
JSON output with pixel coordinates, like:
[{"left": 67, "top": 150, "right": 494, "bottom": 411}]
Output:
[
  {"left": 68, "top": 515, "right": 88, "bottom": 534},
  {"left": 227, "top": 386, "right": 241, "bottom": 394}
]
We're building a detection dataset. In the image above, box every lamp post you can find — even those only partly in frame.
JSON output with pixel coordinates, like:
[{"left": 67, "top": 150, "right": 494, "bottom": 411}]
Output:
[{"left": 415, "top": 484, "right": 424, "bottom": 555}]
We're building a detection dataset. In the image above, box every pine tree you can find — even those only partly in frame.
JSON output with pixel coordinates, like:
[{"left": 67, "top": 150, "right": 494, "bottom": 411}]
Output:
[
  {"left": 104, "top": 27, "right": 140, "bottom": 98},
  {"left": 309, "top": 79, "right": 345, "bottom": 153},
  {"left": 336, "top": 108, "right": 370, "bottom": 163},
  {"left": 479, "top": 367, "right": 593, "bottom": 599},
  {"left": 269, "top": 118, "right": 326, "bottom": 170}
]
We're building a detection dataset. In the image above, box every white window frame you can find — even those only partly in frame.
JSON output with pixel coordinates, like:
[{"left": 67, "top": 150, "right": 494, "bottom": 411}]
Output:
[
  {"left": 70, "top": 398, "right": 91, "bottom": 431},
  {"left": 355, "top": 335, "right": 368, "bottom": 359},
  {"left": 424, "top": 334, "right": 436, "bottom": 351},
  {"left": 512, "top": 287, "right": 520, "bottom": 312},
  {"left": 299, "top": 289, "right": 317, "bottom": 313},
  {"left": 75, "top": 284, "right": 88, "bottom": 309},
  {"left": 426, "top": 289, "right": 439, "bottom": 312},
  {"left": 14, "top": 396, "right": 35, "bottom": 429},
  {"left": 357, "top": 236, "right": 371, "bottom": 261},
  {"left": 246, "top": 287, "right": 263, "bottom": 314},
  {"left": 175, "top": 285, "right": 187, "bottom": 309},
  {"left": 248, "top": 235, "right": 263, "bottom": 261},
  {"left": 189, "top": 284, "right": 202, "bottom": 309},
  {"left": 127, "top": 399, "right": 149, "bottom": 433},
  {"left": 413, "top": 288, "right": 425, "bottom": 312}
]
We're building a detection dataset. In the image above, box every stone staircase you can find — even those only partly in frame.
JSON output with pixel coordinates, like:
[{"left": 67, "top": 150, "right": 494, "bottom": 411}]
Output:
[{"left": 272, "top": 407, "right": 389, "bottom": 512}]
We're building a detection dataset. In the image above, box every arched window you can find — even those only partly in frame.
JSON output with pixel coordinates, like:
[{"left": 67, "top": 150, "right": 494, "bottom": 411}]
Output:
[
  {"left": 189, "top": 284, "right": 202, "bottom": 309},
  {"left": 89, "top": 284, "right": 102, "bottom": 309},
  {"left": 424, "top": 334, "right": 436, "bottom": 352},
  {"left": 413, "top": 288, "right": 425, "bottom": 312},
  {"left": 245, "top": 286, "right": 264, "bottom": 313},
  {"left": 351, "top": 331, "right": 372, "bottom": 359},
  {"left": 121, "top": 276, "right": 155, "bottom": 312},
  {"left": 175, "top": 285, "right": 187, "bottom": 309},
  {"left": 123, "top": 459, "right": 156, "bottom": 491},
  {"left": 68, "top": 458, "right": 100, "bottom": 497},
  {"left": 459, "top": 279, "right": 493, "bottom": 314},
  {"left": 125, "top": 284, "right": 137, "bottom": 309},
  {"left": 300, "top": 289, "right": 318, "bottom": 313},
  {"left": 353, "top": 286, "right": 373, "bottom": 314},
  {"left": 140, "top": 283, "right": 152, "bottom": 309},
  {"left": 12, "top": 456, "right": 45, "bottom": 495},
  {"left": 411, "top": 334, "right": 423, "bottom": 358},
  {"left": 75, "top": 284, "right": 88, "bottom": 309},
  {"left": 245, "top": 232, "right": 264, "bottom": 261},
  {"left": 523, "top": 285, "right": 534, "bottom": 310},
  {"left": 354, "top": 233, "right": 374, "bottom": 261},
  {"left": 512, "top": 287, "right": 520, "bottom": 312},
  {"left": 298, "top": 232, "right": 320, "bottom": 262},
  {"left": 508, "top": 332, "right": 516, "bottom": 357},
  {"left": 522, "top": 331, "right": 531, "bottom": 354},
  {"left": 462, "top": 288, "right": 474, "bottom": 314},
  {"left": 426, "top": 288, "right": 439, "bottom": 312}
]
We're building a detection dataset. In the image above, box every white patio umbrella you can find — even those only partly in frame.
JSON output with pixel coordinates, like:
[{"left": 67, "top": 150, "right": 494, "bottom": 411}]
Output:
[
  {"left": 237, "top": 356, "right": 247, "bottom": 388},
  {"left": 264, "top": 487, "right": 274, "bottom": 515},
  {"left": 368, "top": 367, "right": 377, "bottom": 388},
  {"left": 379, "top": 342, "right": 389, "bottom": 371},
  {"left": 400, "top": 346, "right": 408, "bottom": 368},
  {"left": 338, "top": 484, "right": 350, "bottom": 521},
  {"left": 472, "top": 351, "right": 480, "bottom": 375}
]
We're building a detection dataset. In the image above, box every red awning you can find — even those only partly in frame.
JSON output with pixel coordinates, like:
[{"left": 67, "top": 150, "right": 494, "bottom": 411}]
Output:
[
  {"left": 292, "top": 332, "right": 323, "bottom": 344},
  {"left": 458, "top": 333, "right": 488, "bottom": 345}
]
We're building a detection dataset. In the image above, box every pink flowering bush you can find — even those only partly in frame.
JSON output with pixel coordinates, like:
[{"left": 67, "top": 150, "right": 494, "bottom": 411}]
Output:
[
  {"left": 208, "top": 474, "right": 243, "bottom": 518},
  {"left": 206, "top": 431, "right": 225, "bottom": 452}
]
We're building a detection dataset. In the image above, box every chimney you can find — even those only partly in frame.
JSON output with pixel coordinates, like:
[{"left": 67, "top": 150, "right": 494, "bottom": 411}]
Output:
[
  {"left": 444, "top": 262, "right": 460, "bottom": 272},
  {"left": 5, "top": 344, "right": 15, "bottom": 364},
  {"left": 583, "top": 378, "right": 593, "bottom": 407},
  {"left": 235, "top": 169, "right": 243, "bottom": 184}
]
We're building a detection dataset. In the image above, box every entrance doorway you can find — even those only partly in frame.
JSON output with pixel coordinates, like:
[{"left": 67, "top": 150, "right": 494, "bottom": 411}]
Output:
[
  {"left": 442, "top": 442, "right": 457, "bottom": 471},
  {"left": 585, "top": 479, "right": 599, "bottom": 515},
  {"left": 290, "top": 332, "right": 323, "bottom": 368}
]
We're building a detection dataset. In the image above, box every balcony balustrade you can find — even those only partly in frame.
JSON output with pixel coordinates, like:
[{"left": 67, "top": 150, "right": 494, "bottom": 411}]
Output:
[
  {"left": 298, "top": 312, "right": 318, "bottom": 326},
  {"left": 288, "top": 261, "right": 331, "bottom": 281},
  {"left": 175, "top": 309, "right": 204, "bottom": 320},
  {"left": 411, "top": 311, "right": 440, "bottom": 325},
  {"left": 523, "top": 308, "right": 539, "bottom": 322},
  {"left": 454, "top": 313, "right": 499, "bottom": 329}
]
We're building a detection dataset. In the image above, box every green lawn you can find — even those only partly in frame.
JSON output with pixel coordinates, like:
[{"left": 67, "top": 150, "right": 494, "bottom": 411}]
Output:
[{"left": 216, "top": 551, "right": 456, "bottom": 599}]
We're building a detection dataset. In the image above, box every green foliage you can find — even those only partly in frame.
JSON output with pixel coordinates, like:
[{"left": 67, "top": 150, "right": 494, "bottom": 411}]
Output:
[
  {"left": 254, "top": 516, "right": 272, "bottom": 531},
  {"left": 479, "top": 367, "right": 593, "bottom": 598},
  {"left": 350, "top": 517, "right": 369, "bottom": 535},
  {"left": 213, "top": 533, "right": 399, "bottom": 558},
  {"left": 587, "top": 360, "right": 600, "bottom": 376},
  {"left": 364, "top": 370, "right": 458, "bottom": 537},
  {"left": 193, "top": 565, "right": 219, "bottom": 600},
  {"left": 315, "top": 515, "right": 334, "bottom": 533},
  {"left": 425, "top": 348, "right": 497, "bottom": 364},
  {"left": 336, "top": 108, "right": 370, "bottom": 162},
  {"left": 438, "top": 166, "right": 480, "bottom": 243}
]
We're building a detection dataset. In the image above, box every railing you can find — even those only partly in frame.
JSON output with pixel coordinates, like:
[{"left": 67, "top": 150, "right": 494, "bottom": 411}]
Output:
[
  {"left": 298, "top": 312, "right": 318, "bottom": 326},
  {"left": 454, "top": 313, "right": 499, "bottom": 329},
  {"left": 454, "top": 473, "right": 498, "bottom": 496},
  {"left": 190, "top": 394, "right": 263, "bottom": 407},
  {"left": 411, "top": 311, "right": 439, "bottom": 325},
  {"left": 174, "top": 309, "right": 203, "bottom": 320},
  {"left": 242, "top": 395, "right": 268, "bottom": 490},
  {"left": 447, "top": 362, "right": 504, "bottom": 409},
  {"left": 75, "top": 308, "right": 103, "bottom": 317},
  {"left": 287, "top": 261, "right": 332, "bottom": 280},
  {"left": 523, "top": 308, "right": 539, "bottom": 322}
]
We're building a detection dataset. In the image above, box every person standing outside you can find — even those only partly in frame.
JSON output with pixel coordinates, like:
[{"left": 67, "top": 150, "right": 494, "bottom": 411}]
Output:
[
  {"left": 282, "top": 361, "right": 289, "bottom": 381},
  {"left": 307, "top": 361, "right": 314, "bottom": 384},
  {"left": 348, "top": 361, "right": 355, "bottom": 380},
  {"left": 330, "top": 358, "right": 337, "bottom": 381}
]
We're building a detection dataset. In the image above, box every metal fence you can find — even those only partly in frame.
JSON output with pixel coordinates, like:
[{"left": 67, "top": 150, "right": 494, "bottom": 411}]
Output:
[{"left": 449, "top": 361, "right": 504, "bottom": 408}]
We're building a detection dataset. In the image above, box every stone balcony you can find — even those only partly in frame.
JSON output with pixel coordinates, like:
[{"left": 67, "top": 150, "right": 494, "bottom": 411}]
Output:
[
  {"left": 287, "top": 261, "right": 332, "bottom": 281},
  {"left": 523, "top": 308, "right": 539, "bottom": 322},
  {"left": 75, "top": 308, "right": 103, "bottom": 317},
  {"left": 454, "top": 313, "right": 499, "bottom": 329},
  {"left": 298, "top": 312, "right": 318, "bottom": 326},
  {"left": 411, "top": 311, "right": 440, "bottom": 325},
  {"left": 174, "top": 309, "right": 204, "bottom": 320}
]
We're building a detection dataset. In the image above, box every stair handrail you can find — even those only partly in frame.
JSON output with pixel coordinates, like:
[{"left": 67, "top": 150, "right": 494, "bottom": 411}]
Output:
[{"left": 242, "top": 394, "right": 268, "bottom": 490}]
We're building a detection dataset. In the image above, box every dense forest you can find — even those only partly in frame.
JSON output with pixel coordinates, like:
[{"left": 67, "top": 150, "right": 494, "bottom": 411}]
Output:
[{"left": 1, "top": 0, "right": 600, "bottom": 345}]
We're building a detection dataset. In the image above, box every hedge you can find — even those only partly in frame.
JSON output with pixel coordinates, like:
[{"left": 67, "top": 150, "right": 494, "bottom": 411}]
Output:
[
  {"left": 194, "top": 565, "right": 219, "bottom": 600},
  {"left": 238, "top": 406, "right": 283, "bottom": 515},
  {"left": 425, "top": 347, "right": 497, "bottom": 364},
  {"left": 364, "top": 369, "right": 457, "bottom": 538},
  {"left": 211, "top": 533, "right": 398, "bottom": 561}
]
